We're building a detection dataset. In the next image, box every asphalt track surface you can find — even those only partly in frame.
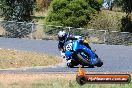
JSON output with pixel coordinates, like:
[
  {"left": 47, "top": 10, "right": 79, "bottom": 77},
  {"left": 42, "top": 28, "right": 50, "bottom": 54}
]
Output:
[{"left": 0, "top": 38, "right": 132, "bottom": 73}]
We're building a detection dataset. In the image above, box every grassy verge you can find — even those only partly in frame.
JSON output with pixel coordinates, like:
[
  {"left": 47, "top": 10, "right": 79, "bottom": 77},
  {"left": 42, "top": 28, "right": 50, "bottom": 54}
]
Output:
[
  {"left": 0, "top": 73, "right": 131, "bottom": 88},
  {"left": 0, "top": 49, "right": 62, "bottom": 69},
  {"left": 32, "top": 79, "right": 132, "bottom": 88}
]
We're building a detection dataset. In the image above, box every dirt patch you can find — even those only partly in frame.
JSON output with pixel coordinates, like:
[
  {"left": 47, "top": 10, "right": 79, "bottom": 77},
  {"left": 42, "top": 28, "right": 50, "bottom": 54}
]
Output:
[
  {"left": 0, "top": 49, "right": 62, "bottom": 69},
  {"left": 0, "top": 73, "right": 75, "bottom": 84},
  {"left": 0, "top": 73, "right": 131, "bottom": 88},
  {"left": 0, "top": 72, "right": 131, "bottom": 83}
]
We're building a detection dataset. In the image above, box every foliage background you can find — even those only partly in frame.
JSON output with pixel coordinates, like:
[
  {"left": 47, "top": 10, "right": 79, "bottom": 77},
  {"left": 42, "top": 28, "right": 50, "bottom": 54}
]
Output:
[{"left": 45, "top": 0, "right": 103, "bottom": 28}]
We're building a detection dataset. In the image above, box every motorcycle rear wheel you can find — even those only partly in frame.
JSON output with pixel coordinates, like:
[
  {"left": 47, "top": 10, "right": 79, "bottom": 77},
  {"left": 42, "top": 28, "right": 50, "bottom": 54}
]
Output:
[{"left": 67, "top": 62, "right": 74, "bottom": 68}]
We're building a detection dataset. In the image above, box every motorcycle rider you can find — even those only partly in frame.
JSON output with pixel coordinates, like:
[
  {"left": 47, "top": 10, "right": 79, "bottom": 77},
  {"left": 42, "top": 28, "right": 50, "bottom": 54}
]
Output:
[
  {"left": 58, "top": 31, "right": 103, "bottom": 67},
  {"left": 58, "top": 31, "right": 67, "bottom": 57},
  {"left": 58, "top": 31, "right": 91, "bottom": 54},
  {"left": 68, "top": 35, "right": 91, "bottom": 50}
]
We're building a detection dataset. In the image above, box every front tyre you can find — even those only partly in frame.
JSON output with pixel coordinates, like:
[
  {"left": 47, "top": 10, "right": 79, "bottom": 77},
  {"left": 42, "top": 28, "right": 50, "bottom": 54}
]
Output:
[
  {"left": 95, "top": 58, "right": 103, "bottom": 67},
  {"left": 96, "top": 61, "right": 103, "bottom": 67},
  {"left": 77, "top": 52, "right": 94, "bottom": 67}
]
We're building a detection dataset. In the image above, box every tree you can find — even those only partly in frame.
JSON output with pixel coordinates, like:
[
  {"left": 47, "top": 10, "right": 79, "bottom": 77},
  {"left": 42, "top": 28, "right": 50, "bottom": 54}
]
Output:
[
  {"left": 0, "top": 0, "right": 36, "bottom": 38},
  {"left": 121, "top": 0, "right": 132, "bottom": 32},
  {"left": 45, "top": 0, "right": 102, "bottom": 28},
  {"left": 114, "top": 0, "right": 132, "bottom": 14},
  {"left": 121, "top": 0, "right": 132, "bottom": 15},
  {"left": 113, "top": 0, "right": 122, "bottom": 7},
  {"left": 121, "top": 15, "right": 132, "bottom": 32},
  {"left": 1, "top": 0, "right": 35, "bottom": 22},
  {"left": 113, "top": 0, "right": 132, "bottom": 32}
]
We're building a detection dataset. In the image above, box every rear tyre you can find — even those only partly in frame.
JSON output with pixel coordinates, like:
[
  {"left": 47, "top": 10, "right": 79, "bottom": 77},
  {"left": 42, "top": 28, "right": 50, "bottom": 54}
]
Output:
[
  {"left": 89, "top": 65, "right": 94, "bottom": 68},
  {"left": 67, "top": 62, "right": 74, "bottom": 68},
  {"left": 82, "top": 65, "right": 85, "bottom": 68}
]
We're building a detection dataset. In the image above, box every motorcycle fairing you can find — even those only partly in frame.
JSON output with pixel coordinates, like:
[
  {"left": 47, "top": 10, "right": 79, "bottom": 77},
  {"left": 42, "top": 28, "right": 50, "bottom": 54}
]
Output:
[{"left": 73, "top": 41, "right": 97, "bottom": 65}]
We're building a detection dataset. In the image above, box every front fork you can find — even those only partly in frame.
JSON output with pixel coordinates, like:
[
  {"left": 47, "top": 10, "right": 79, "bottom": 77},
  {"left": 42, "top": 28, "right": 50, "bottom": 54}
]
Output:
[{"left": 90, "top": 53, "right": 99, "bottom": 65}]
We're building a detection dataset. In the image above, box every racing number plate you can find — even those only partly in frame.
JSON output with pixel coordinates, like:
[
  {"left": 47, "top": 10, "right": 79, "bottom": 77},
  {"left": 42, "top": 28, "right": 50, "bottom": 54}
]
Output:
[{"left": 66, "top": 42, "right": 73, "bottom": 51}]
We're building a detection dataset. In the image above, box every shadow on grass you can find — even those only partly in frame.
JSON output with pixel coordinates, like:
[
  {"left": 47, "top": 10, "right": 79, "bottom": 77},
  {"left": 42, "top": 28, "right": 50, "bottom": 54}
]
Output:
[{"left": 32, "top": 16, "right": 45, "bottom": 20}]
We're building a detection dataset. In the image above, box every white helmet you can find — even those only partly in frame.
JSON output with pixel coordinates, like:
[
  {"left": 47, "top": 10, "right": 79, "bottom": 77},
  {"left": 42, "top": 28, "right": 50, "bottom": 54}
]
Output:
[{"left": 58, "top": 31, "right": 66, "bottom": 37}]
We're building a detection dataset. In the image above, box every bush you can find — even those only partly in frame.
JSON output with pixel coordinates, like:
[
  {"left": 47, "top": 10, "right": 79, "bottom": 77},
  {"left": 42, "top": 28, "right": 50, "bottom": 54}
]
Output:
[
  {"left": 121, "top": 15, "right": 132, "bottom": 33},
  {"left": 87, "top": 10, "right": 124, "bottom": 31},
  {"left": 45, "top": 0, "right": 102, "bottom": 28}
]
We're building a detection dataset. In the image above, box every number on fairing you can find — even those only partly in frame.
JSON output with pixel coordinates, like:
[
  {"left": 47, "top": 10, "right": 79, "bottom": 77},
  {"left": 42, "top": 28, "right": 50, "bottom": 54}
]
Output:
[{"left": 66, "top": 43, "right": 72, "bottom": 51}]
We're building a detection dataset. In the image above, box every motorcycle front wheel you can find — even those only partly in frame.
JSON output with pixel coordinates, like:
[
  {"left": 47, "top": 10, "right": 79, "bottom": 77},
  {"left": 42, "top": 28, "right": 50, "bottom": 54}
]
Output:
[
  {"left": 77, "top": 50, "right": 94, "bottom": 67},
  {"left": 96, "top": 58, "right": 103, "bottom": 67}
]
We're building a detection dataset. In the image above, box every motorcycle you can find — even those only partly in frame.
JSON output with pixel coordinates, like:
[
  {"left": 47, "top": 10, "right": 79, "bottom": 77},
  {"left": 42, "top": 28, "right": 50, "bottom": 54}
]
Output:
[{"left": 64, "top": 38, "right": 103, "bottom": 68}]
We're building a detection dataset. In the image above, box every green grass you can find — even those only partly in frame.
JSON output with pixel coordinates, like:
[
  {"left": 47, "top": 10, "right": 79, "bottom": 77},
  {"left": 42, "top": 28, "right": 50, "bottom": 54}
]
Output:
[
  {"left": 1, "top": 79, "right": 131, "bottom": 88},
  {"left": 0, "top": 74, "right": 131, "bottom": 88},
  {"left": 31, "top": 79, "right": 131, "bottom": 88}
]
